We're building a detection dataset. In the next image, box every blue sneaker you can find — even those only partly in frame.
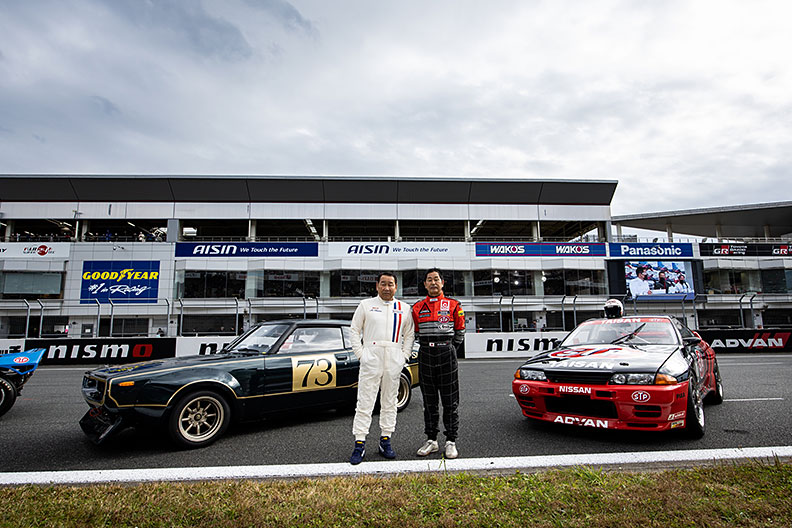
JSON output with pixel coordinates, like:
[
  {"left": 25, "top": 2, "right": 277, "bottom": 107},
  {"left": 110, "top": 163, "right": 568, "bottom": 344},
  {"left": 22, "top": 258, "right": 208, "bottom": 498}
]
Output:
[
  {"left": 378, "top": 436, "right": 396, "bottom": 459},
  {"left": 349, "top": 441, "right": 365, "bottom": 465}
]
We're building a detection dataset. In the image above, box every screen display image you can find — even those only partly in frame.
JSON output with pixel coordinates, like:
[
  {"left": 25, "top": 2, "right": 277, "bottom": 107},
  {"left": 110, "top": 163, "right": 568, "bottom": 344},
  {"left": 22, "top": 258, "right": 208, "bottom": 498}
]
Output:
[{"left": 625, "top": 261, "right": 694, "bottom": 300}]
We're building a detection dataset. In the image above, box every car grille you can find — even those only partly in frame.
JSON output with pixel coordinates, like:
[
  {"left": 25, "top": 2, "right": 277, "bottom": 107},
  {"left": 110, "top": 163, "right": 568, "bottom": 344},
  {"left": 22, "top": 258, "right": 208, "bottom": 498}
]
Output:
[
  {"left": 545, "top": 370, "right": 612, "bottom": 385},
  {"left": 82, "top": 376, "right": 106, "bottom": 403},
  {"left": 546, "top": 395, "right": 618, "bottom": 418}
]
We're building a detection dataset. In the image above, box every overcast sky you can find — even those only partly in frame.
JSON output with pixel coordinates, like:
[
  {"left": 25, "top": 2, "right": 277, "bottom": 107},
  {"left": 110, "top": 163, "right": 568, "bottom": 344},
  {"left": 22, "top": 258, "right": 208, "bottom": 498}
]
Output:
[{"left": 1, "top": 0, "right": 791, "bottom": 215}]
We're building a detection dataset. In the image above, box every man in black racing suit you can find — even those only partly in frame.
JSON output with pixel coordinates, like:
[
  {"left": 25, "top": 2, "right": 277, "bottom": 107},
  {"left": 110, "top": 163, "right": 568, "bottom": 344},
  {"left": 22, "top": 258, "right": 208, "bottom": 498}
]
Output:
[{"left": 410, "top": 268, "right": 465, "bottom": 459}]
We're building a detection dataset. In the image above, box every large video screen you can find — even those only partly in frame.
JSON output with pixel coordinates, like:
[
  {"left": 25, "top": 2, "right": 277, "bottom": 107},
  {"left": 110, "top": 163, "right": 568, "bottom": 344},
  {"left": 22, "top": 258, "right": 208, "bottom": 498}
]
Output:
[{"left": 625, "top": 261, "right": 695, "bottom": 300}]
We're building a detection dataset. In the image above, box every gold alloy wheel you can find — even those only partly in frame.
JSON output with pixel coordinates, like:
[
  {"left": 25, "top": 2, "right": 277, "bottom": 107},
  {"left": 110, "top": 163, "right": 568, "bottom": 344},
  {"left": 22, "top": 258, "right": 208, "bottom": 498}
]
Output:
[{"left": 177, "top": 394, "right": 225, "bottom": 443}]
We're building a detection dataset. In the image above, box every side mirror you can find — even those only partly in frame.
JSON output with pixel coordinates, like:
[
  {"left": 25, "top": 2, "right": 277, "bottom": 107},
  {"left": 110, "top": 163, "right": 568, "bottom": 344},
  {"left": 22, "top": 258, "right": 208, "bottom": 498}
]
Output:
[{"left": 683, "top": 336, "right": 700, "bottom": 347}]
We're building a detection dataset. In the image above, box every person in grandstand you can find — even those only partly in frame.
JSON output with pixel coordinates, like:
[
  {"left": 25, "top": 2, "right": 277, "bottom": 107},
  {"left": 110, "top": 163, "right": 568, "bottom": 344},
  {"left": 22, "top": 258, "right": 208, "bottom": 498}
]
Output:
[
  {"left": 347, "top": 272, "right": 415, "bottom": 465},
  {"left": 628, "top": 265, "right": 652, "bottom": 297},
  {"left": 411, "top": 268, "right": 465, "bottom": 459},
  {"left": 672, "top": 274, "right": 693, "bottom": 293},
  {"left": 656, "top": 270, "right": 672, "bottom": 293}
]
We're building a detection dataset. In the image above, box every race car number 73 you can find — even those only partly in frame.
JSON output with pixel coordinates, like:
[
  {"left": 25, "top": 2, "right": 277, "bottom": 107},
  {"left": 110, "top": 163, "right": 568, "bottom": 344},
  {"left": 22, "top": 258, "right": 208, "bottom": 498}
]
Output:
[{"left": 291, "top": 354, "right": 337, "bottom": 391}]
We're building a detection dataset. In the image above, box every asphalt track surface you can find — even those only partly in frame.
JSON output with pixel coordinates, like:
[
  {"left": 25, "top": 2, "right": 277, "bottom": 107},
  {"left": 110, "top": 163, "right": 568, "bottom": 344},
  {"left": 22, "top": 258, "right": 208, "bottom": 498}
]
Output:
[{"left": 1, "top": 353, "right": 790, "bottom": 476}]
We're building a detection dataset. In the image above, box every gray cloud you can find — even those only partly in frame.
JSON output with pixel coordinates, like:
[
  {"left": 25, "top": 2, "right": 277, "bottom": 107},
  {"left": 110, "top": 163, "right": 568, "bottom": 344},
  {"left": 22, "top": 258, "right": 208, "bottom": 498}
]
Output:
[
  {"left": 90, "top": 96, "right": 121, "bottom": 117},
  {"left": 243, "top": 0, "right": 317, "bottom": 37},
  {"left": 101, "top": 0, "right": 253, "bottom": 61}
]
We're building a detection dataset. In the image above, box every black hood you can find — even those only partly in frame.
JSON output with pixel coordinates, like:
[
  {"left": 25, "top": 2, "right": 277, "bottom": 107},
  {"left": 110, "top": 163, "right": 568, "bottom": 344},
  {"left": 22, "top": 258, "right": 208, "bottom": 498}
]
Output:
[
  {"left": 520, "top": 344, "right": 680, "bottom": 373},
  {"left": 87, "top": 352, "right": 253, "bottom": 379}
]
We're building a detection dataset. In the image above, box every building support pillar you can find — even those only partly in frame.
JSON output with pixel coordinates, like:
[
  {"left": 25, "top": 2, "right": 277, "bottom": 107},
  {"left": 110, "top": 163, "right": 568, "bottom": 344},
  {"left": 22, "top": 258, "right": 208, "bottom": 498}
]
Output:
[
  {"left": 248, "top": 219, "right": 257, "bottom": 241},
  {"left": 666, "top": 223, "right": 674, "bottom": 242}
]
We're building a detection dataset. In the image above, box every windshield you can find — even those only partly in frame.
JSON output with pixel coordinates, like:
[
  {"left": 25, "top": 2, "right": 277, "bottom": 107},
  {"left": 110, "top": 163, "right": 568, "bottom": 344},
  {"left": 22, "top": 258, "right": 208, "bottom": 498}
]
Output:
[
  {"left": 561, "top": 318, "right": 679, "bottom": 346},
  {"left": 225, "top": 324, "right": 289, "bottom": 354}
]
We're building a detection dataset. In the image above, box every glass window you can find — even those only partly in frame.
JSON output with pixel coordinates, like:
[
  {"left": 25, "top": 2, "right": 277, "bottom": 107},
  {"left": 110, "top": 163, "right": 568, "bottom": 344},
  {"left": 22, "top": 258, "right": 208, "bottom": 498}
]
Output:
[
  {"left": 403, "top": 270, "right": 465, "bottom": 297},
  {"left": 228, "top": 323, "right": 289, "bottom": 354},
  {"left": 330, "top": 270, "right": 379, "bottom": 297},
  {"left": 280, "top": 326, "right": 344, "bottom": 353},
  {"left": 342, "top": 326, "right": 355, "bottom": 349},
  {"left": 0, "top": 272, "right": 63, "bottom": 299}
]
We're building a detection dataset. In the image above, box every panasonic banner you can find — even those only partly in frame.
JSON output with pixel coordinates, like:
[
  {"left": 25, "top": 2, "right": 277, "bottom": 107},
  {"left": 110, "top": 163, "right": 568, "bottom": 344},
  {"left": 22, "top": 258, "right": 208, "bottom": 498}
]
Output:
[
  {"left": 80, "top": 261, "right": 160, "bottom": 304},
  {"left": 609, "top": 243, "right": 694, "bottom": 259},
  {"left": 475, "top": 242, "right": 606, "bottom": 257},
  {"left": 175, "top": 242, "right": 319, "bottom": 257}
]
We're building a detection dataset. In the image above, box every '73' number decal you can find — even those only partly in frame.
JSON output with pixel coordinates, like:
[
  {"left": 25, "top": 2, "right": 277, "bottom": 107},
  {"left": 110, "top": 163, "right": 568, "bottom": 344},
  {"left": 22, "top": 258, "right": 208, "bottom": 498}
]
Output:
[{"left": 291, "top": 354, "right": 337, "bottom": 391}]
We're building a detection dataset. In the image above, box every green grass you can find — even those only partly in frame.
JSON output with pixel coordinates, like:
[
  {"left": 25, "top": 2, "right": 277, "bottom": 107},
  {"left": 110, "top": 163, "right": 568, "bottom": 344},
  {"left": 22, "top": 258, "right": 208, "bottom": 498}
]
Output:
[{"left": 2, "top": 462, "right": 791, "bottom": 527}]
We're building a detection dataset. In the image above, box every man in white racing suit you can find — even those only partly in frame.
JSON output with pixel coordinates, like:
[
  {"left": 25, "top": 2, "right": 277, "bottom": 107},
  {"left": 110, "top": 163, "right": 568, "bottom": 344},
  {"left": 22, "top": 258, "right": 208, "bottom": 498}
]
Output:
[{"left": 348, "top": 272, "right": 415, "bottom": 465}]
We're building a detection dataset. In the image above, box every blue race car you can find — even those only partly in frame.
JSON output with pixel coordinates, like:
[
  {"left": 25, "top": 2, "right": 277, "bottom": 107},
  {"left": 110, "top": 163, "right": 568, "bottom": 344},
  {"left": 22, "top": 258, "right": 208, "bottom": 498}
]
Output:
[{"left": 0, "top": 348, "right": 46, "bottom": 417}]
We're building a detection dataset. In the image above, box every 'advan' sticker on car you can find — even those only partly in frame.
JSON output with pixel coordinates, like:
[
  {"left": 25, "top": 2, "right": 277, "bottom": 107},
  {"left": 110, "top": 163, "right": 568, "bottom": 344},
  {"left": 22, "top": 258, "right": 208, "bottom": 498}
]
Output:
[{"left": 553, "top": 415, "right": 609, "bottom": 428}]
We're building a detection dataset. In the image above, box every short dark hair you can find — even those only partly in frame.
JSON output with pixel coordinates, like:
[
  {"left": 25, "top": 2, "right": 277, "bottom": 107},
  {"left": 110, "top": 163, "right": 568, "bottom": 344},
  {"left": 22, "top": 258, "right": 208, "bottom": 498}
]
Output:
[
  {"left": 635, "top": 266, "right": 646, "bottom": 276},
  {"left": 376, "top": 272, "right": 397, "bottom": 284},
  {"left": 424, "top": 268, "right": 444, "bottom": 281}
]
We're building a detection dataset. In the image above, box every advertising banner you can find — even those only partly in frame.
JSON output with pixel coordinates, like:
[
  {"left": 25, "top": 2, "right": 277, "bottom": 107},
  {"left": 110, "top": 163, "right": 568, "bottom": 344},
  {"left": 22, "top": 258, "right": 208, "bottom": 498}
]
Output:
[
  {"left": 625, "top": 260, "right": 695, "bottom": 300},
  {"left": 610, "top": 243, "right": 694, "bottom": 258},
  {"left": 696, "top": 329, "right": 792, "bottom": 353},
  {"left": 175, "top": 242, "right": 318, "bottom": 257},
  {"left": 80, "top": 261, "right": 160, "bottom": 304},
  {"left": 475, "top": 242, "right": 606, "bottom": 257},
  {"left": 699, "top": 243, "right": 790, "bottom": 257},
  {"left": 0, "top": 242, "right": 71, "bottom": 259},
  {"left": 0, "top": 339, "right": 26, "bottom": 355},
  {"left": 465, "top": 331, "right": 568, "bottom": 359},
  {"left": 30, "top": 337, "right": 177, "bottom": 365},
  {"left": 175, "top": 336, "right": 237, "bottom": 357},
  {"left": 328, "top": 242, "right": 467, "bottom": 258}
]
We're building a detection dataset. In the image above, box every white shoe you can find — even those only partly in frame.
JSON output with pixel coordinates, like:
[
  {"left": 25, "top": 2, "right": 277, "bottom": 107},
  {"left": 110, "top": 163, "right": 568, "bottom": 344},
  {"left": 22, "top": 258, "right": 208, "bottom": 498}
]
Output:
[
  {"left": 444, "top": 441, "right": 458, "bottom": 459},
  {"left": 416, "top": 439, "right": 439, "bottom": 456}
]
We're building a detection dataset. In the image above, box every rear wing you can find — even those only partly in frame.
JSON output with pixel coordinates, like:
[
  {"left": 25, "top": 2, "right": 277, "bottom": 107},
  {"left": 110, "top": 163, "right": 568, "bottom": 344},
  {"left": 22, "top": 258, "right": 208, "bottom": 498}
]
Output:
[{"left": 0, "top": 348, "right": 46, "bottom": 375}]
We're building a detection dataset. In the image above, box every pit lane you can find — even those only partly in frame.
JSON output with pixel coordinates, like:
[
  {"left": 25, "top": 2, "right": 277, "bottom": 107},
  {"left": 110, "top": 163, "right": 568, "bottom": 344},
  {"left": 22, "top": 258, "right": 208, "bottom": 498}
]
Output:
[{"left": 0, "top": 353, "right": 789, "bottom": 477}]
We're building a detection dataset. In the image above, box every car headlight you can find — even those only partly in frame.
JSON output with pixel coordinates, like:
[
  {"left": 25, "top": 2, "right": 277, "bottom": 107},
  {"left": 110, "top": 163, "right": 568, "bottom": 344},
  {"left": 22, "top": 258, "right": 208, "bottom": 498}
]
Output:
[
  {"left": 516, "top": 369, "right": 547, "bottom": 381},
  {"left": 609, "top": 373, "right": 654, "bottom": 385}
]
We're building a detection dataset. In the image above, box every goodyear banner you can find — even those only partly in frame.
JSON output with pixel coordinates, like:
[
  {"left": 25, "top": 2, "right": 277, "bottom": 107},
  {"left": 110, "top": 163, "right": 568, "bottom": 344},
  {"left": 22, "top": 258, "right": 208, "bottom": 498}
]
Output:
[
  {"left": 80, "top": 261, "right": 160, "bottom": 304},
  {"left": 609, "top": 243, "right": 694, "bottom": 258},
  {"left": 475, "top": 242, "right": 606, "bottom": 257},
  {"left": 175, "top": 242, "right": 318, "bottom": 257}
]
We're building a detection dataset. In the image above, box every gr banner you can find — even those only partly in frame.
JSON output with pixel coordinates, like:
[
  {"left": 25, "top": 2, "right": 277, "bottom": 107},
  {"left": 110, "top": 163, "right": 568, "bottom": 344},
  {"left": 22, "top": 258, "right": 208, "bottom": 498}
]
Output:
[
  {"left": 696, "top": 329, "right": 792, "bottom": 353},
  {"left": 29, "top": 338, "right": 177, "bottom": 365},
  {"left": 465, "top": 331, "right": 568, "bottom": 359},
  {"left": 699, "top": 243, "right": 790, "bottom": 257}
]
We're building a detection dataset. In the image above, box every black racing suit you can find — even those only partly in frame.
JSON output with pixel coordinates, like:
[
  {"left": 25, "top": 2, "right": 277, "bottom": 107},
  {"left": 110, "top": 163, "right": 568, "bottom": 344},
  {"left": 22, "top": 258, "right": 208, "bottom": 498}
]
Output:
[{"left": 411, "top": 294, "right": 465, "bottom": 442}]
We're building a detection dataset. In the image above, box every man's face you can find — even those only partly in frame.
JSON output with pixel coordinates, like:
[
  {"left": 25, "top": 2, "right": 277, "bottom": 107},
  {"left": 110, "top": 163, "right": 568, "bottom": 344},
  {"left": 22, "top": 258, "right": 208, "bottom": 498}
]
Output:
[
  {"left": 638, "top": 270, "right": 647, "bottom": 279},
  {"left": 424, "top": 271, "right": 444, "bottom": 297},
  {"left": 376, "top": 275, "right": 397, "bottom": 301}
]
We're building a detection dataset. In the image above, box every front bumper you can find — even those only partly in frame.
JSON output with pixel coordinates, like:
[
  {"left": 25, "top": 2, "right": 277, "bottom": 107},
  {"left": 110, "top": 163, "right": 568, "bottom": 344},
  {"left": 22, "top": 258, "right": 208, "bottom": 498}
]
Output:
[
  {"left": 512, "top": 379, "right": 689, "bottom": 432},
  {"left": 79, "top": 407, "right": 127, "bottom": 444}
]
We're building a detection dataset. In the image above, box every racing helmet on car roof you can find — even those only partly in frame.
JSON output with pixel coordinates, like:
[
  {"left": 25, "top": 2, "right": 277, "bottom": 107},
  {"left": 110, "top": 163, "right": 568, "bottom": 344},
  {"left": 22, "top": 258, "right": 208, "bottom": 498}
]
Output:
[{"left": 604, "top": 299, "right": 623, "bottom": 319}]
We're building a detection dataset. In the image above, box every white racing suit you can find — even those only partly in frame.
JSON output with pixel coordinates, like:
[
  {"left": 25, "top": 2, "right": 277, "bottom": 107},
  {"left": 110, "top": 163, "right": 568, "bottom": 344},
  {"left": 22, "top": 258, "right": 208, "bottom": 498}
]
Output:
[{"left": 350, "top": 296, "right": 415, "bottom": 441}]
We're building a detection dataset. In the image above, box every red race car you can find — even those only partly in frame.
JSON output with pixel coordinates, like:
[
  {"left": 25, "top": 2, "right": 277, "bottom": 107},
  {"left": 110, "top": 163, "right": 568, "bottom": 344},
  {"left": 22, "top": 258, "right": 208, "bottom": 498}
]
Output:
[{"left": 512, "top": 316, "right": 723, "bottom": 438}]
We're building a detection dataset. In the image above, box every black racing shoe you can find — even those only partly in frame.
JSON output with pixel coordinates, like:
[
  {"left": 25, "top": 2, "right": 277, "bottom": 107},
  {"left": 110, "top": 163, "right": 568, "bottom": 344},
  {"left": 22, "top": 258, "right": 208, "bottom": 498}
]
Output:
[
  {"left": 349, "top": 440, "right": 366, "bottom": 465},
  {"left": 378, "top": 436, "right": 396, "bottom": 459}
]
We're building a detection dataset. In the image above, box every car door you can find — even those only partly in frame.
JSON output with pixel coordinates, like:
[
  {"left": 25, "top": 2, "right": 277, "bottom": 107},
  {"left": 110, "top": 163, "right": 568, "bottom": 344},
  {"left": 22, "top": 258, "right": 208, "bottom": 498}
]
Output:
[{"left": 260, "top": 325, "right": 352, "bottom": 413}]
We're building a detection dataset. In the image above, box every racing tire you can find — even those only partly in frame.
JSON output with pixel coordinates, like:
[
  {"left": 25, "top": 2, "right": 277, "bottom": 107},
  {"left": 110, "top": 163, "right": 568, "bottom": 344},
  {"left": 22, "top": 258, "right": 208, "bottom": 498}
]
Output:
[
  {"left": 396, "top": 371, "right": 412, "bottom": 412},
  {"left": 684, "top": 381, "right": 705, "bottom": 439},
  {"left": 0, "top": 376, "right": 18, "bottom": 418},
  {"left": 704, "top": 362, "right": 724, "bottom": 405},
  {"left": 168, "top": 390, "right": 231, "bottom": 449}
]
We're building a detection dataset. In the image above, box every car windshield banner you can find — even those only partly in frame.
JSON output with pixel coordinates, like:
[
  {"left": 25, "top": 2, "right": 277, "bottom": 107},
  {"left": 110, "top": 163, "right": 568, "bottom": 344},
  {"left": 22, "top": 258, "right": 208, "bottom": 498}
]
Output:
[
  {"left": 475, "top": 242, "right": 606, "bottom": 257},
  {"left": 610, "top": 243, "right": 694, "bottom": 258},
  {"left": 328, "top": 242, "right": 467, "bottom": 258},
  {"left": 80, "top": 261, "right": 160, "bottom": 304},
  {"left": 699, "top": 243, "right": 790, "bottom": 257},
  {"left": 176, "top": 242, "right": 318, "bottom": 257}
]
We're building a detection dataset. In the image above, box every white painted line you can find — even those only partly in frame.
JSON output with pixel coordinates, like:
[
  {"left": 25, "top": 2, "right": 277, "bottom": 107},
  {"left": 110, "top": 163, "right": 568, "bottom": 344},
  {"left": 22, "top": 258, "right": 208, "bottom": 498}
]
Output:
[
  {"left": 2, "top": 446, "right": 791, "bottom": 486},
  {"left": 719, "top": 362, "right": 787, "bottom": 366},
  {"left": 725, "top": 398, "right": 784, "bottom": 402}
]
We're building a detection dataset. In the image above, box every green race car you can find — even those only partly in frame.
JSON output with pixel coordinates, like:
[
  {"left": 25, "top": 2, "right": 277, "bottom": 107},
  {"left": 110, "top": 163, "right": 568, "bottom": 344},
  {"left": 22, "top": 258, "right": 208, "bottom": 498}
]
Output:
[{"left": 80, "top": 320, "right": 419, "bottom": 448}]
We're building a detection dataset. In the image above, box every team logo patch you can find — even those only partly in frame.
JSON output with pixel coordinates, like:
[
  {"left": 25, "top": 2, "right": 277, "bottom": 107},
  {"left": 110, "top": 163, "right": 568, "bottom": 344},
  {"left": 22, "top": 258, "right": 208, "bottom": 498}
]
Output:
[
  {"left": 440, "top": 300, "right": 450, "bottom": 311},
  {"left": 438, "top": 316, "right": 451, "bottom": 323}
]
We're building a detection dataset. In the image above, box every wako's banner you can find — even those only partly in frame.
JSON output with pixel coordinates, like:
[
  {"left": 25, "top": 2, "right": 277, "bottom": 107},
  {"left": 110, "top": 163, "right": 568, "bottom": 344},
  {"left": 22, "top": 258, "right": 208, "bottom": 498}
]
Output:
[
  {"left": 80, "top": 261, "right": 160, "bottom": 304},
  {"left": 609, "top": 243, "right": 694, "bottom": 258},
  {"left": 176, "top": 242, "right": 318, "bottom": 257},
  {"left": 328, "top": 242, "right": 467, "bottom": 258},
  {"left": 0, "top": 242, "right": 71, "bottom": 259},
  {"left": 475, "top": 242, "right": 606, "bottom": 257}
]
